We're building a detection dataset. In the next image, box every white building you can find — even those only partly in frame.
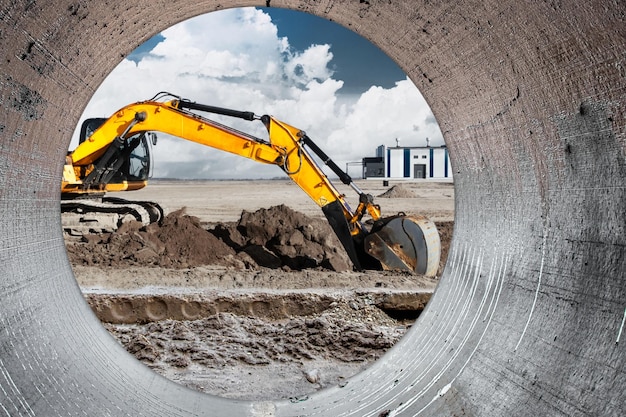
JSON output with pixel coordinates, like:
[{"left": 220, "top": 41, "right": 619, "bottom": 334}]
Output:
[{"left": 362, "top": 144, "right": 453, "bottom": 180}]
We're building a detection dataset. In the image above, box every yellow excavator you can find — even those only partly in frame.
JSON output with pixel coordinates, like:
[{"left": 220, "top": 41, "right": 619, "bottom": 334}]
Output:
[{"left": 62, "top": 92, "right": 440, "bottom": 275}]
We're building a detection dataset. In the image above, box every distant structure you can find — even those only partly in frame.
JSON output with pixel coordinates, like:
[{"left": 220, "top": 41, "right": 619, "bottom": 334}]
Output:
[{"left": 362, "top": 144, "right": 453, "bottom": 180}]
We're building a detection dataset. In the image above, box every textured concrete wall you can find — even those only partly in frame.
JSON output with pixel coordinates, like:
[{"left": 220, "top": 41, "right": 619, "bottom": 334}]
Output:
[{"left": 0, "top": 0, "right": 624, "bottom": 416}]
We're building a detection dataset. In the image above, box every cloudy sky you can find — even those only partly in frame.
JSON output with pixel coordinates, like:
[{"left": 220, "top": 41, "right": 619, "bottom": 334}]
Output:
[{"left": 72, "top": 7, "right": 443, "bottom": 179}]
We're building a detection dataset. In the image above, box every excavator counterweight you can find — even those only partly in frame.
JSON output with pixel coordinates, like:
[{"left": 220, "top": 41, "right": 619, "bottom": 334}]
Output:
[{"left": 62, "top": 92, "right": 441, "bottom": 276}]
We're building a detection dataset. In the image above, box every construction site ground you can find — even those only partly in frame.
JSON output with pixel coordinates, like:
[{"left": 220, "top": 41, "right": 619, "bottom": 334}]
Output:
[{"left": 66, "top": 179, "right": 455, "bottom": 401}]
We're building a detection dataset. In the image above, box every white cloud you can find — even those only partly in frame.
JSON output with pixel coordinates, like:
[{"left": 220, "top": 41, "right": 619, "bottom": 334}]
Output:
[
  {"left": 283, "top": 44, "right": 335, "bottom": 86},
  {"left": 325, "top": 79, "right": 444, "bottom": 161},
  {"left": 71, "top": 7, "right": 443, "bottom": 179}
]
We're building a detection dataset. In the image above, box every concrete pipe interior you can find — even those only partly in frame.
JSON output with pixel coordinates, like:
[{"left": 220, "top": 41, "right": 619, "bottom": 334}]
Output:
[{"left": 1, "top": 1, "right": 624, "bottom": 416}]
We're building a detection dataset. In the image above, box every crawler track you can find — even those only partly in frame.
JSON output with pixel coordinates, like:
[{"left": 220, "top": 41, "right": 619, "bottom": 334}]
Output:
[{"left": 61, "top": 197, "right": 164, "bottom": 233}]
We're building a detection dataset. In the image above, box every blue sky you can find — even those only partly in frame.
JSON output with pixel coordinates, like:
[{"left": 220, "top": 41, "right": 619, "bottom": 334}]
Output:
[
  {"left": 258, "top": 8, "right": 407, "bottom": 94},
  {"left": 129, "top": 8, "right": 406, "bottom": 96},
  {"left": 75, "top": 7, "right": 443, "bottom": 179}
]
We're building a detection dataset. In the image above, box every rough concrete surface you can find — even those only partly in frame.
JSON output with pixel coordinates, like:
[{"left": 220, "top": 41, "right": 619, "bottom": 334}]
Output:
[{"left": 0, "top": 1, "right": 625, "bottom": 416}]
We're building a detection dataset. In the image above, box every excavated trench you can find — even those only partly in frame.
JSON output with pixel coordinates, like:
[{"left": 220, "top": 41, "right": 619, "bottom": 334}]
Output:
[{"left": 1, "top": 1, "right": 624, "bottom": 416}]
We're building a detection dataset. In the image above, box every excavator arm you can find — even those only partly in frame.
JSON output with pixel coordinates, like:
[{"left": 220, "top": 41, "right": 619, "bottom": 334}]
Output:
[{"left": 63, "top": 93, "right": 440, "bottom": 274}]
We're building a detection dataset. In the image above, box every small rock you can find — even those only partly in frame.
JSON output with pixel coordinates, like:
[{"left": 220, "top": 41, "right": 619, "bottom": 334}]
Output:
[{"left": 304, "top": 368, "right": 321, "bottom": 384}]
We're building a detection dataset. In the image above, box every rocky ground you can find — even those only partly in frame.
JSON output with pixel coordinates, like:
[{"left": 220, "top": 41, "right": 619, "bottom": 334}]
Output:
[{"left": 67, "top": 180, "right": 454, "bottom": 400}]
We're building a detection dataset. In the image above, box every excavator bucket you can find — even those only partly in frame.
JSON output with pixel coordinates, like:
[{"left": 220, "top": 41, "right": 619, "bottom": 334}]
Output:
[
  {"left": 364, "top": 215, "right": 441, "bottom": 276},
  {"left": 322, "top": 201, "right": 368, "bottom": 270}
]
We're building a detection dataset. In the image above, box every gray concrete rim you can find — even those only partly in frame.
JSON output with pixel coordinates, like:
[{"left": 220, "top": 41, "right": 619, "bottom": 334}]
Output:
[{"left": 0, "top": 0, "right": 624, "bottom": 416}]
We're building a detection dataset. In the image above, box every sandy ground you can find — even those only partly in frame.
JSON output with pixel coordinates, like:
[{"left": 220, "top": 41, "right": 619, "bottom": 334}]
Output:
[
  {"left": 125, "top": 178, "right": 455, "bottom": 224},
  {"left": 68, "top": 179, "right": 454, "bottom": 401}
]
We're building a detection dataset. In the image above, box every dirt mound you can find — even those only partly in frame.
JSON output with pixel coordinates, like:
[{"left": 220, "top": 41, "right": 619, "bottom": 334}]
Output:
[
  {"left": 211, "top": 204, "right": 351, "bottom": 271},
  {"left": 377, "top": 184, "right": 416, "bottom": 198},
  {"left": 66, "top": 205, "right": 450, "bottom": 274},
  {"left": 66, "top": 206, "right": 352, "bottom": 271},
  {"left": 66, "top": 208, "right": 237, "bottom": 269}
]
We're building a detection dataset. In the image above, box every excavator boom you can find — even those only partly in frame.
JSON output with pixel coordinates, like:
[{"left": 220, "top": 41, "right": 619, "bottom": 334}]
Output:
[{"left": 63, "top": 93, "right": 440, "bottom": 275}]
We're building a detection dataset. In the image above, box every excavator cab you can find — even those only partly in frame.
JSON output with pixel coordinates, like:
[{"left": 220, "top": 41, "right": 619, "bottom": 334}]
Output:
[
  {"left": 77, "top": 118, "right": 153, "bottom": 184},
  {"left": 79, "top": 118, "right": 108, "bottom": 145},
  {"left": 61, "top": 118, "right": 162, "bottom": 233}
]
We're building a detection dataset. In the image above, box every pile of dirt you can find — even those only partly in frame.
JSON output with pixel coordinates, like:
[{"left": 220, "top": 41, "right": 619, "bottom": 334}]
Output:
[
  {"left": 211, "top": 204, "right": 351, "bottom": 271},
  {"left": 66, "top": 205, "right": 352, "bottom": 271},
  {"left": 66, "top": 208, "right": 237, "bottom": 269},
  {"left": 377, "top": 184, "right": 416, "bottom": 198}
]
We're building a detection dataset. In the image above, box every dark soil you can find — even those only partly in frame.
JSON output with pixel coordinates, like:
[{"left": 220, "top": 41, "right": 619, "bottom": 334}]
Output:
[
  {"left": 66, "top": 205, "right": 352, "bottom": 271},
  {"left": 67, "top": 205, "right": 453, "bottom": 274},
  {"left": 210, "top": 204, "right": 351, "bottom": 271}
]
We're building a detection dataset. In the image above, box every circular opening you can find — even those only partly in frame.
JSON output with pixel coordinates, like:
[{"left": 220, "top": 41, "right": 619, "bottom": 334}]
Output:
[{"left": 62, "top": 7, "right": 453, "bottom": 401}]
